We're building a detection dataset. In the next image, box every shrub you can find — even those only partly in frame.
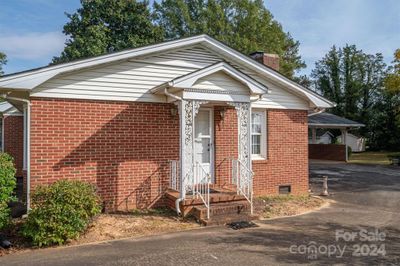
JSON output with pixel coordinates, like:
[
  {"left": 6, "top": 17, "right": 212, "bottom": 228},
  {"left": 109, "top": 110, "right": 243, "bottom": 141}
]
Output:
[
  {"left": 0, "top": 152, "right": 17, "bottom": 229},
  {"left": 22, "top": 180, "right": 101, "bottom": 246}
]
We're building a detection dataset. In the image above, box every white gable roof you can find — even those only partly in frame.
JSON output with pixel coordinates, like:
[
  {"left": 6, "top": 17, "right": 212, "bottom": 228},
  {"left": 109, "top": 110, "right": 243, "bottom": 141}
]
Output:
[
  {"left": 151, "top": 61, "right": 268, "bottom": 95},
  {"left": 0, "top": 34, "right": 334, "bottom": 108}
]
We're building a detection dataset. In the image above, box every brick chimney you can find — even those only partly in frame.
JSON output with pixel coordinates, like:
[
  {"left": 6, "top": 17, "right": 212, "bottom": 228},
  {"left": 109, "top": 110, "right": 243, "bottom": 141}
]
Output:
[{"left": 250, "top": 52, "right": 280, "bottom": 71}]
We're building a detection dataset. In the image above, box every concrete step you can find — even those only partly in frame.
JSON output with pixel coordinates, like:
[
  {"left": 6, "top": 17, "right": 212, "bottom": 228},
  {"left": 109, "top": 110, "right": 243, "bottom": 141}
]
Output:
[{"left": 192, "top": 200, "right": 252, "bottom": 226}]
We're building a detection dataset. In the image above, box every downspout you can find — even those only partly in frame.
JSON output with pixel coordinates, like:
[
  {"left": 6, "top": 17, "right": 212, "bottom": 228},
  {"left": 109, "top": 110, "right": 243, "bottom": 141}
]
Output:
[
  {"left": 2, "top": 95, "right": 31, "bottom": 212},
  {"left": 164, "top": 88, "right": 185, "bottom": 216}
]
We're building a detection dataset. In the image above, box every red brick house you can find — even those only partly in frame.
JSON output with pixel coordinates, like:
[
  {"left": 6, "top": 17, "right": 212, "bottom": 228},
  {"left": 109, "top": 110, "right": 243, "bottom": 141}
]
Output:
[{"left": 0, "top": 35, "right": 334, "bottom": 220}]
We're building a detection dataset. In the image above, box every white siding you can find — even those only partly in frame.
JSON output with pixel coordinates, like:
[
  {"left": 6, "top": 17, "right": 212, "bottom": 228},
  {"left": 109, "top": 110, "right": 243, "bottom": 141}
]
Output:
[
  {"left": 33, "top": 45, "right": 309, "bottom": 109},
  {"left": 192, "top": 71, "right": 248, "bottom": 93}
]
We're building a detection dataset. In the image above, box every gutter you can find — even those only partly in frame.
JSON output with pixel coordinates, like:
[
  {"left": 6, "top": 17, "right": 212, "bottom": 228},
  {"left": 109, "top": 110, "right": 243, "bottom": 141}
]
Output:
[{"left": 1, "top": 94, "right": 31, "bottom": 212}]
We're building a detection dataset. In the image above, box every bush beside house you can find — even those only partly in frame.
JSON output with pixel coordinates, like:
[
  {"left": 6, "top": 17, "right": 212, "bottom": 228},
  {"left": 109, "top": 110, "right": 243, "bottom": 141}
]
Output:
[
  {"left": 0, "top": 153, "right": 17, "bottom": 229},
  {"left": 22, "top": 180, "right": 101, "bottom": 247}
]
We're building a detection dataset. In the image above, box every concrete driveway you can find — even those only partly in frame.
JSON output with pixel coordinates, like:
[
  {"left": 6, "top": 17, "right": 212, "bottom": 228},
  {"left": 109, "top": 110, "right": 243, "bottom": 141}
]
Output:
[{"left": 2, "top": 161, "right": 400, "bottom": 265}]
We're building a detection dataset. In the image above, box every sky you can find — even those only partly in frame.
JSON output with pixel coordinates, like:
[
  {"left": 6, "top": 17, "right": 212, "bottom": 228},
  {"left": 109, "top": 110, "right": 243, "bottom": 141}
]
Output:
[{"left": 0, "top": 0, "right": 399, "bottom": 76}]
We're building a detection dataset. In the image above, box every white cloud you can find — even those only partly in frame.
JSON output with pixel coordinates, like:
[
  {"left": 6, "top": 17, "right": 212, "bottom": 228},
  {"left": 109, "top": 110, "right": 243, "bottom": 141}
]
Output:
[{"left": 0, "top": 31, "right": 65, "bottom": 60}]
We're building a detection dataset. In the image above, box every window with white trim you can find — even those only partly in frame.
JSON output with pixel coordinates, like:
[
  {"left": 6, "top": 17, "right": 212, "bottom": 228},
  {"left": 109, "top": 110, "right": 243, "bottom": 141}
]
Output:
[{"left": 251, "top": 110, "right": 267, "bottom": 159}]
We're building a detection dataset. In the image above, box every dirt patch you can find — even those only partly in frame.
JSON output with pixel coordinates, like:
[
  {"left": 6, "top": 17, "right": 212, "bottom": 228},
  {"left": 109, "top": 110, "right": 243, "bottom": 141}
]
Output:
[
  {"left": 0, "top": 208, "right": 198, "bottom": 257},
  {"left": 69, "top": 210, "right": 199, "bottom": 245},
  {"left": 0, "top": 219, "right": 31, "bottom": 257},
  {"left": 254, "top": 195, "right": 327, "bottom": 219}
]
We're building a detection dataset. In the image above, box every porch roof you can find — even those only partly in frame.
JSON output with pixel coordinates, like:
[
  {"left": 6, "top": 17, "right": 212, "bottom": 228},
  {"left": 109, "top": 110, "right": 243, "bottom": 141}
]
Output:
[
  {"left": 308, "top": 112, "right": 365, "bottom": 128},
  {"left": 0, "top": 101, "right": 12, "bottom": 113},
  {"left": 150, "top": 61, "right": 269, "bottom": 96}
]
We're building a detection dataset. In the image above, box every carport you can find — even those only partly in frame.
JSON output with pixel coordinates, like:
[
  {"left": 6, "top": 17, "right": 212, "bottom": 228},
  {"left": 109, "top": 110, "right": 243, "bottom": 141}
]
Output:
[{"left": 308, "top": 112, "right": 365, "bottom": 161}]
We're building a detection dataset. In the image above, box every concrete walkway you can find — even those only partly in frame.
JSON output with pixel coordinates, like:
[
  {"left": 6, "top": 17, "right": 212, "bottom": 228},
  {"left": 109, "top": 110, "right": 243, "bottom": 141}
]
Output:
[{"left": 2, "top": 161, "right": 400, "bottom": 265}]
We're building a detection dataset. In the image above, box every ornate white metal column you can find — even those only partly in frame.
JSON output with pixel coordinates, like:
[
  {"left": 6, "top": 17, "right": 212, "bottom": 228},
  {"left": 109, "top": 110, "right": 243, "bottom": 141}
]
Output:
[
  {"left": 179, "top": 100, "right": 207, "bottom": 198},
  {"left": 228, "top": 102, "right": 251, "bottom": 170}
]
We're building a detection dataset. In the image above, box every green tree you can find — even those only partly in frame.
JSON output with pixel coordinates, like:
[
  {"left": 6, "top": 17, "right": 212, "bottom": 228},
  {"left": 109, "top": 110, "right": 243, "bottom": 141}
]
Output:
[
  {"left": 384, "top": 49, "right": 400, "bottom": 93},
  {"left": 153, "top": 0, "right": 305, "bottom": 78},
  {"left": 0, "top": 52, "right": 7, "bottom": 76},
  {"left": 311, "top": 44, "right": 390, "bottom": 149},
  {"left": 53, "top": 0, "right": 164, "bottom": 64},
  {"left": 311, "top": 45, "right": 386, "bottom": 120}
]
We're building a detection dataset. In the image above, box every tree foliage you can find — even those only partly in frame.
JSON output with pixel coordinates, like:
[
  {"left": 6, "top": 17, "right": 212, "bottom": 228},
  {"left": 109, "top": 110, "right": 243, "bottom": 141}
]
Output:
[
  {"left": 384, "top": 49, "right": 400, "bottom": 93},
  {"left": 0, "top": 52, "right": 7, "bottom": 76},
  {"left": 52, "top": 0, "right": 164, "bottom": 64},
  {"left": 153, "top": 0, "right": 305, "bottom": 78},
  {"left": 54, "top": 0, "right": 304, "bottom": 77},
  {"left": 311, "top": 45, "right": 400, "bottom": 150}
]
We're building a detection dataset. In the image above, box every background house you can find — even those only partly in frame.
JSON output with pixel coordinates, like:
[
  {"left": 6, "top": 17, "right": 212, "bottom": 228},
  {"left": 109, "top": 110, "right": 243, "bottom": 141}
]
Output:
[
  {"left": 308, "top": 112, "right": 365, "bottom": 161},
  {"left": 308, "top": 130, "right": 334, "bottom": 144},
  {"left": 337, "top": 133, "right": 366, "bottom": 152}
]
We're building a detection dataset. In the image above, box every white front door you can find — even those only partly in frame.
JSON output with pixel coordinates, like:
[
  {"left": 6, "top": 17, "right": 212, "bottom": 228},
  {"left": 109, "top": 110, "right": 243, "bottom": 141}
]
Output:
[{"left": 194, "top": 108, "right": 214, "bottom": 183}]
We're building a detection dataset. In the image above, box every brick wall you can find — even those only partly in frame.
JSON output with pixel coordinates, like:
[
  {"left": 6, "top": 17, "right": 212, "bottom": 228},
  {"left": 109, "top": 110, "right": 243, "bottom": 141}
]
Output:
[
  {"left": 30, "top": 98, "right": 179, "bottom": 211},
  {"left": 214, "top": 107, "right": 238, "bottom": 187},
  {"left": 214, "top": 108, "right": 309, "bottom": 196},
  {"left": 29, "top": 98, "right": 309, "bottom": 211},
  {"left": 3, "top": 115, "right": 24, "bottom": 177},
  {"left": 309, "top": 144, "right": 346, "bottom": 161},
  {"left": 252, "top": 110, "right": 309, "bottom": 195}
]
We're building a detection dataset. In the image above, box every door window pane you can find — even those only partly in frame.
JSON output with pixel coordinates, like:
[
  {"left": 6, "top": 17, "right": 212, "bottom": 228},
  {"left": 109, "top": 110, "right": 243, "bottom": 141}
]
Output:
[
  {"left": 194, "top": 138, "right": 210, "bottom": 164},
  {"left": 195, "top": 110, "right": 210, "bottom": 137}
]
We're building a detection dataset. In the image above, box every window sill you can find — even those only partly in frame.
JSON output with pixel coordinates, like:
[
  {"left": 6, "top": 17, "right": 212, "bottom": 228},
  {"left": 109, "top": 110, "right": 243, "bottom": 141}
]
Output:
[{"left": 252, "top": 156, "right": 268, "bottom": 163}]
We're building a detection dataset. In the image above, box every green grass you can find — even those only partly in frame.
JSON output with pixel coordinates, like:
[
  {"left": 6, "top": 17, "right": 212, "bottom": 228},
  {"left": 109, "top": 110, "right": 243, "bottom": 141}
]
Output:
[{"left": 349, "top": 151, "right": 400, "bottom": 165}]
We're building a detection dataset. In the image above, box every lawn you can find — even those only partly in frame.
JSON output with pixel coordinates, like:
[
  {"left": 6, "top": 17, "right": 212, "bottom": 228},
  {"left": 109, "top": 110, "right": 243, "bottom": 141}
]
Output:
[{"left": 349, "top": 151, "right": 400, "bottom": 165}]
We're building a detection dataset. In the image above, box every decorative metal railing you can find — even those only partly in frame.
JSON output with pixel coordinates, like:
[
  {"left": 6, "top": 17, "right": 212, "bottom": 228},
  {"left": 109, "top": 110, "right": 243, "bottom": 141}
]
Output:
[
  {"left": 169, "top": 160, "right": 180, "bottom": 191},
  {"left": 169, "top": 160, "right": 211, "bottom": 219},
  {"left": 231, "top": 158, "right": 254, "bottom": 214},
  {"left": 192, "top": 161, "right": 211, "bottom": 219}
]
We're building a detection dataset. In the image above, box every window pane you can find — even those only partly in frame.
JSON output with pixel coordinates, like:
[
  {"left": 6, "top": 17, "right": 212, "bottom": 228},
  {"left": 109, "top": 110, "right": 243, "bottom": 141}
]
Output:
[
  {"left": 252, "top": 135, "right": 261, "bottom": 155},
  {"left": 251, "top": 113, "right": 262, "bottom": 134}
]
